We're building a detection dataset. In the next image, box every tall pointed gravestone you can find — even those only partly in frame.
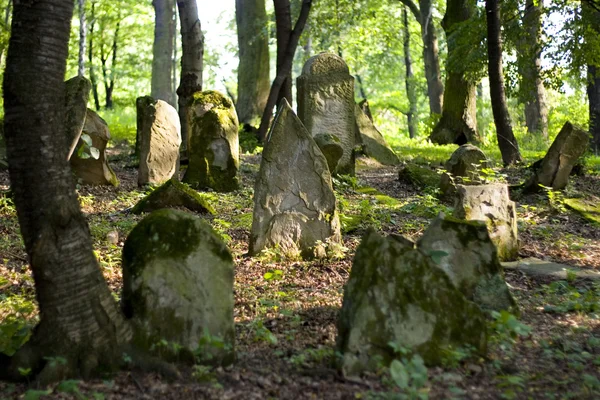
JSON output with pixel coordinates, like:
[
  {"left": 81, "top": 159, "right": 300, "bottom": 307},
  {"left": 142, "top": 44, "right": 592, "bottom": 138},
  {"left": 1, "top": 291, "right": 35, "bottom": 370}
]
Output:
[
  {"left": 250, "top": 100, "right": 341, "bottom": 259},
  {"left": 297, "top": 52, "right": 357, "bottom": 176}
]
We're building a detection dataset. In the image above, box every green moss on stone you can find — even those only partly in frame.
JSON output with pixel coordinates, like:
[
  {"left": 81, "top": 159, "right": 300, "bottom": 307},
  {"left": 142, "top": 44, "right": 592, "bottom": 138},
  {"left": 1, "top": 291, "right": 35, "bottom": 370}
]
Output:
[
  {"left": 398, "top": 165, "right": 441, "bottom": 189},
  {"left": 564, "top": 198, "right": 600, "bottom": 225},
  {"left": 132, "top": 179, "right": 216, "bottom": 215},
  {"left": 192, "top": 90, "right": 234, "bottom": 109}
]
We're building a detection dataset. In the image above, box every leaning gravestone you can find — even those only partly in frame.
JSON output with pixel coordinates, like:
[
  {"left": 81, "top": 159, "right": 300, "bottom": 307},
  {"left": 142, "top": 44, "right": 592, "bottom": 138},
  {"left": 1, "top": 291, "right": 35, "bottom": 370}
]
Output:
[
  {"left": 250, "top": 99, "right": 341, "bottom": 259},
  {"left": 454, "top": 184, "right": 519, "bottom": 261},
  {"left": 418, "top": 214, "right": 517, "bottom": 314},
  {"left": 64, "top": 76, "right": 92, "bottom": 160},
  {"left": 355, "top": 104, "right": 399, "bottom": 166},
  {"left": 70, "top": 109, "right": 119, "bottom": 186},
  {"left": 182, "top": 90, "right": 240, "bottom": 192},
  {"left": 136, "top": 96, "right": 182, "bottom": 186},
  {"left": 439, "top": 144, "right": 490, "bottom": 197},
  {"left": 337, "top": 230, "right": 487, "bottom": 376},
  {"left": 122, "top": 209, "right": 235, "bottom": 365},
  {"left": 297, "top": 52, "right": 357, "bottom": 176},
  {"left": 524, "top": 122, "right": 589, "bottom": 192}
]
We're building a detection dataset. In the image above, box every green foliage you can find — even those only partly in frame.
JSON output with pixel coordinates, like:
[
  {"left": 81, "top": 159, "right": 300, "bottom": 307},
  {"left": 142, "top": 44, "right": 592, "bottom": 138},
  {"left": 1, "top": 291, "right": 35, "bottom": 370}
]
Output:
[
  {"left": 0, "top": 293, "right": 36, "bottom": 356},
  {"left": 541, "top": 280, "right": 600, "bottom": 314}
]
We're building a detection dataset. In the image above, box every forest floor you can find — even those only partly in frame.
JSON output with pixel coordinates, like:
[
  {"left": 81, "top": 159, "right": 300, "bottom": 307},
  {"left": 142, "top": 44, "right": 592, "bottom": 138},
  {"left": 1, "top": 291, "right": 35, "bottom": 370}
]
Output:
[{"left": 1, "top": 141, "right": 600, "bottom": 399}]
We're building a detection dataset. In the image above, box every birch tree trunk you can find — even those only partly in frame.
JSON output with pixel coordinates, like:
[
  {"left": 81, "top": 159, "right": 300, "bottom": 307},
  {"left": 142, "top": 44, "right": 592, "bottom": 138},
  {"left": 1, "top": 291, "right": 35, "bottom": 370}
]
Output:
[
  {"left": 78, "top": 0, "right": 86, "bottom": 77},
  {"left": 403, "top": 6, "right": 417, "bottom": 138}
]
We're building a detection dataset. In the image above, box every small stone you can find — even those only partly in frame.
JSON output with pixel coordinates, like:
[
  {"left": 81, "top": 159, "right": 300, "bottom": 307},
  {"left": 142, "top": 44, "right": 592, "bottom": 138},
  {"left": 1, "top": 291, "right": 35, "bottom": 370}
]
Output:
[{"left": 106, "top": 230, "right": 119, "bottom": 245}]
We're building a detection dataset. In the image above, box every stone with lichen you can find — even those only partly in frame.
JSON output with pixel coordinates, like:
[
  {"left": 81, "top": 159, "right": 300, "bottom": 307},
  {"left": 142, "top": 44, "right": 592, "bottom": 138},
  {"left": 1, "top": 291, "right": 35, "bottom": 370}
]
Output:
[
  {"left": 64, "top": 76, "right": 91, "bottom": 159},
  {"left": 439, "top": 144, "right": 490, "bottom": 197},
  {"left": 131, "top": 179, "right": 215, "bottom": 215},
  {"left": 183, "top": 90, "right": 240, "bottom": 192},
  {"left": 122, "top": 209, "right": 234, "bottom": 365},
  {"left": 337, "top": 230, "right": 487, "bottom": 376},
  {"left": 250, "top": 99, "right": 341, "bottom": 259}
]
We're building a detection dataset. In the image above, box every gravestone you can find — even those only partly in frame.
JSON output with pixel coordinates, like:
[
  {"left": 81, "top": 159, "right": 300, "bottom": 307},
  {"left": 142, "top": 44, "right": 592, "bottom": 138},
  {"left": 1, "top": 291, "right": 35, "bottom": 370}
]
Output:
[
  {"left": 122, "top": 209, "right": 235, "bottom": 365},
  {"left": 454, "top": 184, "right": 519, "bottom": 261},
  {"left": 182, "top": 90, "right": 240, "bottom": 192},
  {"left": 439, "top": 144, "right": 490, "bottom": 197},
  {"left": 64, "top": 76, "right": 92, "bottom": 160},
  {"left": 337, "top": 230, "right": 487, "bottom": 376},
  {"left": 524, "top": 122, "right": 589, "bottom": 192},
  {"left": 132, "top": 179, "right": 215, "bottom": 215},
  {"left": 355, "top": 104, "right": 399, "bottom": 166},
  {"left": 136, "top": 96, "right": 182, "bottom": 186},
  {"left": 418, "top": 214, "right": 517, "bottom": 314},
  {"left": 250, "top": 100, "right": 341, "bottom": 259},
  {"left": 297, "top": 52, "right": 357, "bottom": 175},
  {"left": 70, "top": 109, "right": 119, "bottom": 186}
]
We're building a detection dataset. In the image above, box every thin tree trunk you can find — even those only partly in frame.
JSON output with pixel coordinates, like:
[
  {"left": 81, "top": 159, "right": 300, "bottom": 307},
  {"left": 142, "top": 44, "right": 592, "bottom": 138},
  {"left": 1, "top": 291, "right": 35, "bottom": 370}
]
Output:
[
  {"left": 356, "top": 74, "right": 368, "bottom": 100},
  {"left": 0, "top": 0, "right": 12, "bottom": 66},
  {"left": 403, "top": 6, "right": 417, "bottom": 139},
  {"left": 78, "top": 0, "right": 86, "bottom": 77},
  {"left": 151, "top": 0, "right": 176, "bottom": 106},
  {"left": 274, "top": 0, "right": 293, "bottom": 107},
  {"left": 257, "top": 0, "right": 312, "bottom": 142},
  {"left": 486, "top": 0, "right": 522, "bottom": 165},
  {"left": 589, "top": 65, "right": 600, "bottom": 154},
  {"left": 88, "top": 2, "right": 100, "bottom": 110},
  {"left": 236, "top": 0, "right": 270, "bottom": 127},
  {"left": 104, "top": 20, "right": 119, "bottom": 109},
  {"left": 176, "top": 0, "right": 204, "bottom": 153},
  {"left": 171, "top": 0, "right": 178, "bottom": 105},
  {"left": 1, "top": 0, "right": 131, "bottom": 382}
]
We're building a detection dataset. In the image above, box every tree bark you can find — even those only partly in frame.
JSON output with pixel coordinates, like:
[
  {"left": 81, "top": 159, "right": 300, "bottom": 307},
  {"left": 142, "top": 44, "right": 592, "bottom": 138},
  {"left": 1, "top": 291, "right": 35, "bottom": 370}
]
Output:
[
  {"left": 589, "top": 65, "right": 600, "bottom": 154},
  {"left": 1, "top": 0, "right": 131, "bottom": 382},
  {"left": 0, "top": 0, "right": 12, "bottom": 67},
  {"left": 176, "top": 0, "right": 204, "bottom": 153},
  {"left": 88, "top": 1, "right": 100, "bottom": 110},
  {"left": 274, "top": 0, "right": 293, "bottom": 107},
  {"left": 257, "top": 0, "right": 312, "bottom": 142},
  {"left": 152, "top": 0, "right": 176, "bottom": 107},
  {"left": 235, "top": 0, "right": 270, "bottom": 127},
  {"left": 403, "top": 6, "right": 417, "bottom": 139},
  {"left": 429, "top": 0, "right": 479, "bottom": 145},
  {"left": 517, "top": 0, "right": 548, "bottom": 138},
  {"left": 486, "top": 0, "right": 522, "bottom": 165},
  {"left": 100, "top": 19, "right": 119, "bottom": 109}
]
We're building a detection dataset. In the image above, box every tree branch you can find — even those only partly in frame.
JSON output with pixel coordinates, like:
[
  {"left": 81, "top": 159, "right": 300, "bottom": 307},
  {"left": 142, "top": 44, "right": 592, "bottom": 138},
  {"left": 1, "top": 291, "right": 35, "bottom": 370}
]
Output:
[{"left": 397, "top": 0, "right": 421, "bottom": 22}]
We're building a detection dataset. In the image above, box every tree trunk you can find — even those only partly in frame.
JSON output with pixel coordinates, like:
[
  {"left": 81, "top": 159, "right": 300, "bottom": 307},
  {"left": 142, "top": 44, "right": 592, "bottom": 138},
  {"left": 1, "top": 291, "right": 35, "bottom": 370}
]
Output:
[
  {"left": 171, "top": 0, "right": 178, "bottom": 104},
  {"left": 105, "top": 21, "right": 119, "bottom": 109},
  {"left": 403, "top": 6, "right": 417, "bottom": 138},
  {"left": 235, "top": 0, "right": 270, "bottom": 127},
  {"left": 486, "top": 0, "right": 522, "bottom": 165},
  {"left": 257, "top": 0, "right": 312, "bottom": 142},
  {"left": 88, "top": 1, "right": 100, "bottom": 110},
  {"left": 78, "top": 0, "right": 86, "bottom": 77},
  {"left": 1, "top": 0, "right": 131, "bottom": 383},
  {"left": 176, "top": 0, "right": 204, "bottom": 153},
  {"left": 274, "top": 0, "right": 293, "bottom": 107},
  {"left": 0, "top": 0, "right": 12, "bottom": 67},
  {"left": 151, "top": 0, "right": 176, "bottom": 106},
  {"left": 589, "top": 65, "right": 600, "bottom": 154},
  {"left": 517, "top": 0, "right": 548, "bottom": 137}
]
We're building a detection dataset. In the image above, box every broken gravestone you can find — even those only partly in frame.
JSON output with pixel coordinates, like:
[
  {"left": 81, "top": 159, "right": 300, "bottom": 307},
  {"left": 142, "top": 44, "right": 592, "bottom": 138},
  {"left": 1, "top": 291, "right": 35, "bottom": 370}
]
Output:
[
  {"left": 297, "top": 52, "right": 357, "bottom": 176},
  {"left": 64, "top": 76, "right": 92, "bottom": 160},
  {"left": 355, "top": 104, "right": 399, "bottom": 166},
  {"left": 453, "top": 184, "right": 519, "bottom": 261},
  {"left": 132, "top": 179, "right": 215, "bottom": 215},
  {"left": 314, "top": 133, "right": 344, "bottom": 172},
  {"left": 439, "top": 144, "right": 490, "bottom": 197},
  {"left": 70, "top": 109, "right": 119, "bottom": 186},
  {"left": 136, "top": 96, "right": 182, "bottom": 186},
  {"left": 122, "top": 209, "right": 234, "bottom": 365},
  {"left": 182, "top": 90, "right": 240, "bottom": 192},
  {"left": 250, "top": 99, "right": 341, "bottom": 259},
  {"left": 524, "top": 122, "right": 589, "bottom": 192},
  {"left": 418, "top": 214, "right": 517, "bottom": 314},
  {"left": 337, "top": 230, "right": 487, "bottom": 376}
]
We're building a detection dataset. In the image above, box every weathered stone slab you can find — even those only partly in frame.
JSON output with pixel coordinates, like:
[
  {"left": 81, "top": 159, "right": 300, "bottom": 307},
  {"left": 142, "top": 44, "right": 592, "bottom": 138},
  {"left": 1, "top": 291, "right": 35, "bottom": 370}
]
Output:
[
  {"left": 64, "top": 76, "right": 92, "bottom": 160},
  {"left": 132, "top": 179, "right": 215, "bottom": 215},
  {"left": 122, "top": 209, "right": 234, "bottom": 365},
  {"left": 440, "top": 144, "right": 489, "bottom": 197},
  {"left": 71, "top": 109, "right": 119, "bottom": 186},
  {"left": 297, "top": 52, "right": 357, "bottom": 175},
  {"left": 355, "top": 104, "right": 399, "bottom": 166},
  {"left": 502, "top": 257, "right": 600, "bottom": 281},
  {"left": 136, "top": 96, "right": 182, "bottom": 186},
  {"left": 525, "top": 122, "right": 589, "bottom": 191},
  {"left": 337, "top": 230, "right": 487, "bottom": 375},
  {"left": 182, "top": 90, "right": 240, "bottom": 192},
  {"left": 453, "top": 184, "right": 518, "bottom": 261},
  {"left": 418, "top": 214, "right": 517, "bottom": 314},
  {"left": 250, "top": 99, "right": 341, "bottom": 259}
]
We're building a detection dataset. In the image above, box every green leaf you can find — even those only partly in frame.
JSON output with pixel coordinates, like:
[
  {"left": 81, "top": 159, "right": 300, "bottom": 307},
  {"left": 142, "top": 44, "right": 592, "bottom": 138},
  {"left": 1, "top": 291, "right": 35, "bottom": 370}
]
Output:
[
  {"left": 89, "top": 147, "right": 100, "bottom": 160},
  {"left": 80, "top": 133, "right": 93, "bottom": 147},
  {"left": 427, "top": 250, "right": 449, "bottom": 265},
  {"left": 390, "top": 359, "right": 409, "bottom": 389},
  {"left": 24, "top": 389, "right": 53, "bottom": 400}
]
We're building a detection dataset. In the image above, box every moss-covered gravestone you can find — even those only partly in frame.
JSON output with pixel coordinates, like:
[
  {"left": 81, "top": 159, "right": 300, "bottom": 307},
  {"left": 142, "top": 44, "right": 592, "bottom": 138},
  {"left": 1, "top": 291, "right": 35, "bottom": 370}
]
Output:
[
  {"left": 439, "top": 144, "right": 490, "bottom": 197},
  {"left": 136, "top": 96, "right": 182, "bottom": 186},
  {"left": 453, "top": 184, "right": 518, "bottom": 261},
  {"left": 70, "top": 109, "right": 119, "bottom": 186},
  {"left": 524, "top": 122, "right": 589, "bottom": 192},
  {"left": 182, "top": 90, "right": 240, "bottom": 192},
  {"left": 64, "top": 76, "right": 91, "bottom": 160},
  {"left": 418, "top": 214, "right": 517, "bottom": 314},
  {"left": 132, "top": 179, "right": 215, "bottom": 215},
  {"left": 250, "top": 99, "right": 341, "bottom": 259},
  {"left": 122, "top": 209, "right": 234, "bottom": 365},
  {"left": 297, "top": 52, "right": 357, "bottom": 176},
  {"left": 337, "top": 230, "right": 487, "bottom": 376},
  {"left": 398, "top": 164, "right": 441, "bottom": 189},
  {"left": 355, "top": 104, "right": 399, "bottom": 166}
]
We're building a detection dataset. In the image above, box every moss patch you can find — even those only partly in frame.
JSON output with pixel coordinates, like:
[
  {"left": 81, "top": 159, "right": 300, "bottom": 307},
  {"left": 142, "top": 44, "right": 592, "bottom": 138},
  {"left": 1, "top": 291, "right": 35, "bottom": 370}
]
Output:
[
  {"left": 398, "top": 164, "right": 441, "bottom": 189},
  {"left": 132, "top": 179, "right": 216, "bottom": 215},
  {"left": 564, "top": 198, "right": 600, "bottom": 225}
]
